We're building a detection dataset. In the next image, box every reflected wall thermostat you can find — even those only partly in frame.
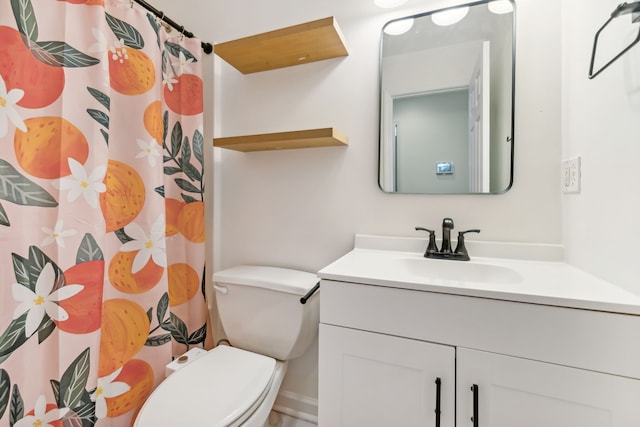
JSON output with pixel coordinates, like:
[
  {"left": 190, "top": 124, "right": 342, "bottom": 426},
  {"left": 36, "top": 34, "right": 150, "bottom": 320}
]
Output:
[{"left": 436, "top": 162, "right": 453, "bottom": 175}]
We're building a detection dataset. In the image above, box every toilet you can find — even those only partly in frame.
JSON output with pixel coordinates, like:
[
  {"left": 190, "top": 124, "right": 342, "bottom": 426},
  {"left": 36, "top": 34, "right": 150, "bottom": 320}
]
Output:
[{"left": 134, "top": 265, "right": 320, "bottom": 427}]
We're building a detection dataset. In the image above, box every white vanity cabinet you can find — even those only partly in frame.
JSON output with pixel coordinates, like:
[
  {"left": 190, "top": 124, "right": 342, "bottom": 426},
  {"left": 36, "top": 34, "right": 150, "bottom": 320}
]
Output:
[
  {"left": 318, "top": 279, "right": 640, "bottom": 427},
  {"left": 320, "top": 324, "right": 455, "bottom": 427},
  {"left": 456, "top": 348, "right": 640, "bottom": 427}
]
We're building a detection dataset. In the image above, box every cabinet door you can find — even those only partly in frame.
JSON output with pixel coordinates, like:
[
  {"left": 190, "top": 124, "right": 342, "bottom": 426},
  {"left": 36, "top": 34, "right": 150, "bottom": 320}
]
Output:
[
  {"left": 457, "top": 348, "right": 640, "bottom": 427},
  {"left": 319, "top": 324, "right": 455, "bottom": 427}
]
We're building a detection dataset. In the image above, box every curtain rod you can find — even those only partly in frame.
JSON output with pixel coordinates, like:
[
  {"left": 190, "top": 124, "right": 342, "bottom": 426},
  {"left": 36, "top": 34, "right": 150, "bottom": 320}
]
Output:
[{"left": 132, "top": 0, "right": 213, "bottom": 54}]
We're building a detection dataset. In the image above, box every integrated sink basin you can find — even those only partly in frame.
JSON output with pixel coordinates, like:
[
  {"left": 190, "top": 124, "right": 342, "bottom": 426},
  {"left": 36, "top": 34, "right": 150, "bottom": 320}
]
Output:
[{"left": 401, "top": 257, "right": 523, "bottom": 285}]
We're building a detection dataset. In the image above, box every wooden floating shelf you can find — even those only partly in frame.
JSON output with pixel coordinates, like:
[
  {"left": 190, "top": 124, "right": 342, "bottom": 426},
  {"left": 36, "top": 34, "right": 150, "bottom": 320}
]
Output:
[
  {"left": 214, "top": 17, "right": 349, "bottom": 74},
  {"left": 213, "top": 128, "right": 349, "bottom": 152}
]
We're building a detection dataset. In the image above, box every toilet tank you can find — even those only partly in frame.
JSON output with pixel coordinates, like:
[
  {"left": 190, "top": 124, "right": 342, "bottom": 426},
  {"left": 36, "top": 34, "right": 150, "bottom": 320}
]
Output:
[{"left": 212, "top": 265, "right": 320, "bottom": 361}]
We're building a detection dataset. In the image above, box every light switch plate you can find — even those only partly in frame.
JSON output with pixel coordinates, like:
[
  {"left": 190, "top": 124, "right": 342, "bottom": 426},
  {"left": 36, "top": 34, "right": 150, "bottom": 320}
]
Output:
[{"left": 562, "top": 157, "right": 581, "bottom": 194}]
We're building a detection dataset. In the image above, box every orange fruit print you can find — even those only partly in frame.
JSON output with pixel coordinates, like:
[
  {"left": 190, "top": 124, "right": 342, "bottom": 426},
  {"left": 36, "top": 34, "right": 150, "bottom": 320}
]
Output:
[
  {"left": 163, "top": 73, "right": 204, "bottom": 116},
  {"left": 99, "top": 160, "right": 146, "bottom": 232},
  {"left": 109, "top": 46, "right": 156, "bottom": 96},
  {"left": 177, "top": 201, "right": 205, "bottom": 243},
  {"left": 98, "top": 299, "right": 150, "bottom": 377},
  {"left": 167, "top": 263, "right": 200, "bottom": 306},
  {"left": 108, "top": 250, "right": 164, "bottom": 294},
  {"left": 165, "top": 198, "right": 186, "bottom": 237},
  {"left": 0, "top": 26, "right": 65, "bottom": 109},
  {"left": 55, "top": 260, "right": 105, "bottom": 334},
  {"left": 143, "top": 100, "right": 164, "bottom": 145},
  {"left": 14, "top": 116, "right": 89, "bottom": 179},
  {"left": 105, "top": 359, "right": 154, "bottom": 418}
]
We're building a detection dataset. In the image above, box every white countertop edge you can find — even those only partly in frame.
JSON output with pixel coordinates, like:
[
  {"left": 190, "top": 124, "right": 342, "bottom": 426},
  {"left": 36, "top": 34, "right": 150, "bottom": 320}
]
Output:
[
  {"left": 318, "top": 270, "right": 640, "bottom": 316},
  {"left": 354, "top": 234, "right": 565, "bottom": 262}
]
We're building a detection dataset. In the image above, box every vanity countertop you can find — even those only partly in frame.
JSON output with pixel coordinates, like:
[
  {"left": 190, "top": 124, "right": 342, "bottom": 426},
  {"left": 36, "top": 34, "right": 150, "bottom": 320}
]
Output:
[{"left": 318, "top": 235, "right": 640, "bottom": 315}]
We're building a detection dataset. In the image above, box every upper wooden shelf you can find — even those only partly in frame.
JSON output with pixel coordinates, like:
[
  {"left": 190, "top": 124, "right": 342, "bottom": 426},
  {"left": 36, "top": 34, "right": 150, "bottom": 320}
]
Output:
[
  {"left": 214, "top": 17, "right": 349, "bottom": 74},
  {"left": 213, "top": 128, "right": 349, "bottom": 152}
]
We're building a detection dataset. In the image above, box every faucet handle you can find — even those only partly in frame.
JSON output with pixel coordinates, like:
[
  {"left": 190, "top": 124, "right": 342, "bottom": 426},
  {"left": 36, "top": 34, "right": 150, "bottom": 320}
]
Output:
[
  {"left": 415, "top": 227, "right": 438, "bottom": 256},
  {"left": 454, "top": 229, "right": 480, "bottom": 260},
  {"left": 459, "top": 229, "right": 481, "bottom": 237},
  {"left": 415, "top": 227, "right": 435, "bottom": 233}
]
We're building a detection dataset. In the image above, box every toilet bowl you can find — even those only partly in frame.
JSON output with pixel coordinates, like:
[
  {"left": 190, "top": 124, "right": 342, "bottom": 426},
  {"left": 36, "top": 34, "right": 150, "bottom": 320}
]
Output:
[
  {"left": 134, "top": 346, "right": 287, "bottom": 426},
  {"left": 134, "top": 265, "right": 320, "bottom": 427}
]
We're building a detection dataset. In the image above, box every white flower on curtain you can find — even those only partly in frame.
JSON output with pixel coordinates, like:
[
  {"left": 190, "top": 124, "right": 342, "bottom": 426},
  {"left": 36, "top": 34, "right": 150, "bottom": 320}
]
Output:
[
  {"left": 12, "top": 263, "right": 83, "bottom": 337},
  {"left": 41, "top": 219, "right": 77, "bottom": 247},
  {"left": 56, "top": 158, "right": 107, "bottom": 208},
  {"left": 110, "top": 38, "right": 130, "bottom": 64},
  {"left": 171, "top": 51, "right": 193, "bottom": 75},
  {"left": 89, "top": 28, "right": 109, "bottom": 70},
  {"left": 13, "top": 395, "right": 70, "bottom": 427},
  {"left": 90, "top": 365, "right": 132, "bottom": 419},
  {"left": 136, "top": 138, "right": 162, "bottom": 166},
  {"left": 162, "top": 71, "right": 178, "bottom": 91},
  {"left": 0, "top": 74, "right": 26, "bottom": 138},
  {"left": 120, "top": 216, "right": 167, "bottom": 273}
]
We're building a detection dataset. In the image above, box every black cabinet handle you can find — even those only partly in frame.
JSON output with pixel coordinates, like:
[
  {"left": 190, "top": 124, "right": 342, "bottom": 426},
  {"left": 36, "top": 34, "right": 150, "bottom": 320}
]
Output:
[
  {"left": 435, "top": 377, "right": 442, "bottom": 427},
  {"left": 471, "top": 384, "right": 479, "bottom": 426}
]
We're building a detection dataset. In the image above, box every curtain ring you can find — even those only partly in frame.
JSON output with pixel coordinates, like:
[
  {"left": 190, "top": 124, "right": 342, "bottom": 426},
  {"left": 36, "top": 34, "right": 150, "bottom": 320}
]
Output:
[
  {"left": 158, "top": 12, "right": 171, "bottom": 32},
  {"left": 129, "top": 0, "right": 133, "bottom": 8},
  {"left": 179, "top": 25, "right": 185, "bottom": 40}
]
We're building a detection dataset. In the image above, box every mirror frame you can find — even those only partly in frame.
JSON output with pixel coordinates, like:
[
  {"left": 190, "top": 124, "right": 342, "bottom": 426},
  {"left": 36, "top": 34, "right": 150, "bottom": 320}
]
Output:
[{"left": 378, "top": 0, "right": 516, "bottom": 195}]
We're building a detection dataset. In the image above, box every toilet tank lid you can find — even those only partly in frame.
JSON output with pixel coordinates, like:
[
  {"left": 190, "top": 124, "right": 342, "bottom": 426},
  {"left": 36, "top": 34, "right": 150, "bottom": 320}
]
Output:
[{"left": 213, "top": 265, "right": 318, "bottom": 296}]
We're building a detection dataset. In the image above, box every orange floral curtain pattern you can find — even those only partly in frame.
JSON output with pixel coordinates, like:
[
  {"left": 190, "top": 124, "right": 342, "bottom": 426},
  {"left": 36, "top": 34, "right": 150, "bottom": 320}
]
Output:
[{"left": 0, "top": 0, "right": 207, "bottom": 426}]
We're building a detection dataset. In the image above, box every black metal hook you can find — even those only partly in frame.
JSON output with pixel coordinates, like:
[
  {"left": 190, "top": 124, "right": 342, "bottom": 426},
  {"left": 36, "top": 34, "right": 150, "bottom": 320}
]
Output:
[{"left": 588, "top": 1, "right": 640, "bottom": 79}]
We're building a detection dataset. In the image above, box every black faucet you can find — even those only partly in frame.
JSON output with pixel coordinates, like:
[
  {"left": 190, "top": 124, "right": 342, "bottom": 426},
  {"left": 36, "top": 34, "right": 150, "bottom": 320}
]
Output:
[
  {"left": 415, "top": 218, "right": 480, "bottom": 261},
  {"left": 440, "top": 218, "right": 454, "bottom": 253}
]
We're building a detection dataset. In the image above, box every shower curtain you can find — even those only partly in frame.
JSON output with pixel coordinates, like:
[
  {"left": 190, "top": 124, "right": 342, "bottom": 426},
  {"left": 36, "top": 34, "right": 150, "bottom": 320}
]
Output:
[{"left": 0, "top": 0, "right": 208, "bottom": 425}]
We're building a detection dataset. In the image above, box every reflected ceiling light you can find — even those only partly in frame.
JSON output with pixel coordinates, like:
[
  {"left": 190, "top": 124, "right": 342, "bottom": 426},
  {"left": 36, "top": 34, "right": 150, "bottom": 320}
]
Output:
[
  {"left": 374, "top": 0, "right": 409, "bottom": 8},
  {"left": 383, "top": 18, "right": 415, "bottom": 35},
  {"left": 488, "top": 0, "right": 513, "bottom": 14},
  {"left": 431, "top": 6, "right": 470, "bottom": 26}
]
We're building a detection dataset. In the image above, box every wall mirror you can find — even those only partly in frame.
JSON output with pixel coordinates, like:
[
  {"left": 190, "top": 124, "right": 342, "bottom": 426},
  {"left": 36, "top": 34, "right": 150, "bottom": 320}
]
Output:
[{"left": 379, "top": 0, "right": 515, "bottom": 194}]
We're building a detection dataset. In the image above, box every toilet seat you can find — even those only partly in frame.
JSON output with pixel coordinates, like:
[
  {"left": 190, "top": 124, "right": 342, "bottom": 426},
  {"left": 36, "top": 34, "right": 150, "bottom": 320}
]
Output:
[{"left": 134, "top": 346, "right": 278, "bottom": 427}]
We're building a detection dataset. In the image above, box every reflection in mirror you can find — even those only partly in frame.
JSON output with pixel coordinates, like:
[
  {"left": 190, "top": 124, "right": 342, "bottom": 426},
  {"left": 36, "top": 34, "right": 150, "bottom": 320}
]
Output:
[{"left": 379, "top": 0, "right": 515, "bottom": 194}]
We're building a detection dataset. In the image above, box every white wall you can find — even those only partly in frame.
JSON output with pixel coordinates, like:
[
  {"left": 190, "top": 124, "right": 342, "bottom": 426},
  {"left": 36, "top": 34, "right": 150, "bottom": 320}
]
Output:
[
  {"left": 214, "top": 0, "right": 562, "bottom": 415},
  {"left": 383, "top": 42, "right": 481, "bottom": 94},
  {"left": 561, "top": 0, "right": 640, "bottom": 293},
  {"left": 151, "top": 0, "right": 564, "bottom": 419},
  {"left": 214, "top": 0, "right": 562, "bottom": 265}
]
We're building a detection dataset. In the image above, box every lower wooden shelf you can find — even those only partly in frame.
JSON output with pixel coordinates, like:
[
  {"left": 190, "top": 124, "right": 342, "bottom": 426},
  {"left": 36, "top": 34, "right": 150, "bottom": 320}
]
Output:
[{"left": 213, "top": 128, "right": 349, "bottom": 152}]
